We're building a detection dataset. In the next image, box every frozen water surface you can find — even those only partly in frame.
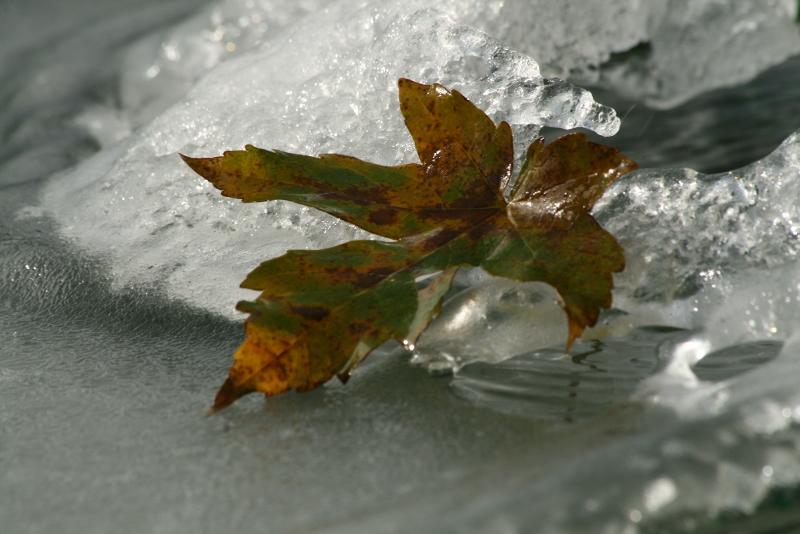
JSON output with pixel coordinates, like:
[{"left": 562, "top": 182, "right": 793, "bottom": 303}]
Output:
[{"left": 4, "top": 0, "right": 800, "bottom": 533}]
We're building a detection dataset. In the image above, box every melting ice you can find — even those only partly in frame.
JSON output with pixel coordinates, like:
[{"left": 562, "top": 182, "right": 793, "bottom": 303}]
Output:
[{"left": 4, "top": 0, "right": 800, "bottom": 533}]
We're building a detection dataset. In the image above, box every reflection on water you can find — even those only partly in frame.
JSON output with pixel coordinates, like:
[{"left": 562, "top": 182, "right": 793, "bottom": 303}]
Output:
[
  {"left": 452, "top": 327, "right": 783, "bottom": 423},
  {"left": 693, "top": 341, "right": 785, "bottom": 382}
]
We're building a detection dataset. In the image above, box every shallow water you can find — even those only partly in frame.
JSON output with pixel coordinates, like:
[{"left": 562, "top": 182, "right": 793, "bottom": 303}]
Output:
[{"left": 4, "top": 2, "right": 800, "bottom": 533}]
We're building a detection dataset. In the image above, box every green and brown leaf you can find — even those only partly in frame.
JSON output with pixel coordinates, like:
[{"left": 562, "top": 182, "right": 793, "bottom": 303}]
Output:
[{"left": 181, "top": 79, "right": 637, "bottom": 413}]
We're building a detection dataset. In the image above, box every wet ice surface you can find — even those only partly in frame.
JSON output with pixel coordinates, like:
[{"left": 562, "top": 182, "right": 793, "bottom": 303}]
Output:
[{"left": 5, "top": 0, "right": 800, "bottom": 533}]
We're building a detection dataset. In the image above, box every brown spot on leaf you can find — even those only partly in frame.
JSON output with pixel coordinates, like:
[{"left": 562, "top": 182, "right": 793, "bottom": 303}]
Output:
[
  {"left": 368, "top": 207, "right": 398, "bottom": 226},
  {"left": 348, "top": 322, "right": 370, "bottom": 335},
  {"left": 288, "top": 304, "right": 330, "bottom": 321}
]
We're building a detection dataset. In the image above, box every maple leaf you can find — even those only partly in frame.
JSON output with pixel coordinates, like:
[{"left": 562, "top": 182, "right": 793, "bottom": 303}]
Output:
[{"left": 181, "top": 79, "right": 637, "bottom": 413}]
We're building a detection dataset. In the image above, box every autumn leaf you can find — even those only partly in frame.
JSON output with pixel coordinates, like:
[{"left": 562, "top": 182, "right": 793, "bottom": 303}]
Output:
[{"left": 181, "top": 79, "right": 637, "bottom": 413}]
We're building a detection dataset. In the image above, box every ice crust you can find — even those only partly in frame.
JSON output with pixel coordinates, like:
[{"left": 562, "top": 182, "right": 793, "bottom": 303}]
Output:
[
  {"left": 597, "top": 130, "right": 800, "bottom": 341},
  {"left": 6, "top": 0, "right": 797, "bottom": 187},
  {"left": 6, "top": 0, "right": 800, "bottom": 533},
  {"left": 42, "top": 0, "right": 621, "bottom": 319},
  {"left": 38, "top": 0, "right": 800, "bottom": 322}
]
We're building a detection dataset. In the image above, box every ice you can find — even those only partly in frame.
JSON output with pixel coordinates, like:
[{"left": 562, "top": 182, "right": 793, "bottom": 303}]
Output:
[
  {"left": 489, "top": 0, "right": 800, "bottom": 108},
  {"left": 33, "top": 0, "right": 800, "bottom": 333},
  {"left": 594, "top": 0, "right": 800, "bottom": 108},
  {"left": 5, "top": 0, "right": 800, "bottom": 533},
  {"left": 5, "top": 0, "right": 795, "bottom": 187},
  {"left": 410, "top": 277, "right": 571, "bottom": 372},
  {"left": 596, "top": 130, "right": 800, "bottom": 337},
  {"left": 41, "top": 0, "right": 620, "bottom": 319}
]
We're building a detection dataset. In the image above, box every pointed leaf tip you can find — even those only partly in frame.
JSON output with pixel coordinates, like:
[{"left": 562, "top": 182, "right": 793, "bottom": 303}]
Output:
[
  {"left": 565, "top": 319, "right": 584, "bottom": 352},
  {"left": 208, "top": 377, "right": 254, "bottom": 415}
]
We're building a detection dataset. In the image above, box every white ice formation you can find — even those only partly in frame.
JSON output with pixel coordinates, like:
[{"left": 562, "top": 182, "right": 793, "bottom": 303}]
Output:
[
  {"left": 38, "top": 0, "right": 800, "bottom": 323},
  {"left": 41, "top": 0, "right": 621, "bottom": 319}
]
